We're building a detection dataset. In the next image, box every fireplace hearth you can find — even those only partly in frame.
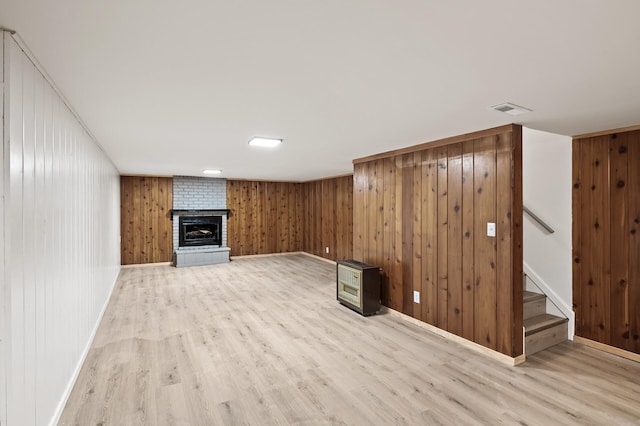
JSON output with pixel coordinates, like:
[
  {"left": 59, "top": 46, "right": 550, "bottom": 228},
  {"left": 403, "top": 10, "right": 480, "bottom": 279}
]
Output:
[{"left": 179, "top": 215, "right": 222, "bottom": 247}]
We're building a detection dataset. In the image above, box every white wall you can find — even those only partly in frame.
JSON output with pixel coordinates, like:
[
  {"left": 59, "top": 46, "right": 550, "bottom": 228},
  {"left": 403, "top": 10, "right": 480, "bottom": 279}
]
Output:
[
  {"left": 0, "top": 30, "right": 6, "bottom": 426},
  {"left": 522, "top": 127, "right": 573, "bottom": 337},
  {"left": 2, "top": 32, "right": 120, "bottom": 425}
]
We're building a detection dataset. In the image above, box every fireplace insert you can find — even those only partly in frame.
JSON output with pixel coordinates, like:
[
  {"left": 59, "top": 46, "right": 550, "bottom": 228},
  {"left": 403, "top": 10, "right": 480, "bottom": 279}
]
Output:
[{"left": 179, "top": 215, "right": 222, "bottom": 247}]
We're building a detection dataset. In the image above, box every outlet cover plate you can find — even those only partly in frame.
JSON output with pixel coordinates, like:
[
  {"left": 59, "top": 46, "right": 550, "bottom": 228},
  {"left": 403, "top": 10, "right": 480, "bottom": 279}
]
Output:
[{"left": 413, "top": 291, "right": 420, "bottom": 304}]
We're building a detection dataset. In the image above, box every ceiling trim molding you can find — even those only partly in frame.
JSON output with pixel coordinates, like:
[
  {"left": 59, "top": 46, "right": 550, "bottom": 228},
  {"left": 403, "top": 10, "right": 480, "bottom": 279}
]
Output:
[
  {"left": 573, "top": 124, "right": 640, "bottom": 140},
  {"left": 228, "top": 172, "right": 354, "bottom": 184},
  {"left": 353, "top": 124, "right": 520, "bottom": 164}
]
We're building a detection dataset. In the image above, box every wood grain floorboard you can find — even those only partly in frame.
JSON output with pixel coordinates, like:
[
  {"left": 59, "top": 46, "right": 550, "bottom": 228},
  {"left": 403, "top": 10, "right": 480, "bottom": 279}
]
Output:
[{"left": 60, "top": 254, "right": 640, "bottom": 425}]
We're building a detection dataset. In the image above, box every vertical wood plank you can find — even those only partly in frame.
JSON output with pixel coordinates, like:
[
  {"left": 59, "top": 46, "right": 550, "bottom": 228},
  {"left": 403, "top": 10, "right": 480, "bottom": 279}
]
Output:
[
  {"left": 296, "top": 182, "right": 303, "bottom": 251},
  {"left": 315, "top": 181, "right": 323, "bottom": 256},
  {"left": 366, "top": 162, "right": 376, "bottom": 264},
  {"left": 628, "top": 132, "right": 640, "bottom": 353},
  {"left": 496, "top": 132, "right": 514, "bottom": 355},
  {"left": 320, "top": 180, "right": 329, "bottom": 257},
  {"left": 447, "top": 143, "right": 463, "bottom": 335},
  {"left": 353, "top": 164, "right": 365, "bottom": 260},
  {"left": 422, "top": 149, "right": 438, "bottom": 325},
  {"left": 251, "top": 182, "right": 259, "bottom": 254},
  {"left": 610, "top": 133, "right": 629, "bottom": 349},
  {"left": 345, "top": 176, "right": 354, "bottom": 259},
  {"left": 121, "top": 179, "right": 133, "bottom": 264},
  {"left": 590, "top": 137, "right": 610, "bottom": 344},
  {"left": 393, "top": 156, "right": 404, "bottom": 312},
  {"left": 412, "top": 152, "right": 422, "bottom": 320},
  {"left": 283, "top": 183, "right": 291, "bottom": 253},
  {"left": 132, "top": 177, "right": 143, "bottom": 264},
  {"left": 335, "top": 178, "right": 345, "bottom": 260},
  {"left": 143, "top": 178, "right": 152, "bottom": 262},
  {"left": 381, "top": 159, "right": 394, "bottom": 306},
  {"left": 437, "top": 147, "right": 448, "bottom": 328},
  {"left": 461, "top": 140, "right": 475, "bottom": 341},
  {"left": 274, "top": 182, "right": 281, "bottom": 254},
  {"left": 402, "top": 154, "right": 414, "bottom": 316},
  {"left": 307, "top": 181, "right": 314, "bottom": 256},
  {"left": 329, "top": 179, "right": 337, "bottom": 259},
  {"left": 376, "top": 162, "right": 385, "bottom": 271},
  {"left": 239, "top": 181, "right": 249, "bottom": 255},
  {"left": 227, "top": 181, "right": 239, "bottom": 255},
  {"left": 341, "top": 177, "right": 349, "bottom": 260},
  {"left": 572, "top": 140, "right": 582, "bottom": 337},
  {"left": 579, "top": 139, "right": 595, "bottom": 339},
  {"left": 289, "top": 183, "right": 296, "bottom": 251},
  {"left": 163, "top": 178, "right": 173, "bottom": 259},
  {"left": 313, "top": 181, "right": 318, "bottom": 255},
  {"left": 150, "top": 178, "right": 160, "bottom": 261},
  {"left": 511, "top": 126, "right": 523, "bottom": 356},
  {"left": 301, "top": 181, "right": 308, "bottom": 253},
  {"left": 473, "top": 136, "right": 497, "bottom": 350}
]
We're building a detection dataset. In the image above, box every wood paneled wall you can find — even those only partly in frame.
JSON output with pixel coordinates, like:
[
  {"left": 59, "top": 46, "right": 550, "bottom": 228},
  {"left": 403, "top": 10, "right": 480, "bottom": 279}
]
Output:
[
  {"left": 120, "top": 176, "right": 173, "bottom": 265},
  {"left": 226, "top": 177, "right": 353, "bottom": 260},
  {"left": 573, "top": 128, "right": 640, "bottom": 354},
  {"left": 226, "top": 180, "right": 303, "bottom": 256},
  {"left": 301, "top": 176, "right": 353, "bottom": 261},
  {"left": 353, "top": 125, "right": 523, "bottom": 357}
]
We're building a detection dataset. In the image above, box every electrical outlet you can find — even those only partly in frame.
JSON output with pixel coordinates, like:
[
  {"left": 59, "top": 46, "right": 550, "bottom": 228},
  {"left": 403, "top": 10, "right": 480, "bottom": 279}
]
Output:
[
  {"left": 325, "top": 246, "right": 330, "bottom": 254},
  {"left": 487, "top": 222, "right": 496, "bottom": 237},
  {"left": 413, "top": 291, "right": 420, "bottom": 304}
]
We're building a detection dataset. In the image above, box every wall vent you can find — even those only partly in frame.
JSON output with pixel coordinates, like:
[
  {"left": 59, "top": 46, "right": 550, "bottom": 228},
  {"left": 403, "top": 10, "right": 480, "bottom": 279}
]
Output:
[{"left": 490, "top": 102, "right": 532, "bottom": 116}]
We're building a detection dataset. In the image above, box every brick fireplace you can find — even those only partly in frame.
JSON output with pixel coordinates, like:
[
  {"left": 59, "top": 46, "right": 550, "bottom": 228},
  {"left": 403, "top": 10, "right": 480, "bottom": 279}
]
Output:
[{"left": 172, "top": 176, "right": 230, "bottom": 267}]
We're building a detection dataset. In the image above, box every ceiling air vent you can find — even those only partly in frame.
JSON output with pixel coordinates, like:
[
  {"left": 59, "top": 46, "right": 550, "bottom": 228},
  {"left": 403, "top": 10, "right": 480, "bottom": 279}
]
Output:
[{"left": 490, "top": 102, "right": 532, "bottom": 116}]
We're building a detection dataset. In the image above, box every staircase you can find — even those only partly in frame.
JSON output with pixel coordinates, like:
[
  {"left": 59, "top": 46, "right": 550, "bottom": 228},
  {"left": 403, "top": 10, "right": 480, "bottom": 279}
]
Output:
[{"left": 523, "top": 290, "right": 568, "bottom": 355}]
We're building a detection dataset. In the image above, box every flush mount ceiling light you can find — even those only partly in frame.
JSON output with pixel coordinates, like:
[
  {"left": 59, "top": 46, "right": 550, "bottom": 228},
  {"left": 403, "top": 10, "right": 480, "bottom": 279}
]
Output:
[
  {"left": 490, "top": 102, "right": 533, "bottom": 116},
  {"left": 248, "top": 136, "right": 283, "bottom": 147},
  {"left": 203, "top": 169, "right": 222, "bottom": 175}
]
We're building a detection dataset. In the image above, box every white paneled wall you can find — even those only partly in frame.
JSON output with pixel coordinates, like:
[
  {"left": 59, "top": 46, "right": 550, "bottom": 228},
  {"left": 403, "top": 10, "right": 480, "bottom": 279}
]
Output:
[
  {"left": 2, "top": 32, "right": 121, "bottom": 425},
  {"left": 522, "top": 127, "right": 573, "bottom": 338},
  {"left": 0, "top": 31, "right": 5, "bottom": 426}
]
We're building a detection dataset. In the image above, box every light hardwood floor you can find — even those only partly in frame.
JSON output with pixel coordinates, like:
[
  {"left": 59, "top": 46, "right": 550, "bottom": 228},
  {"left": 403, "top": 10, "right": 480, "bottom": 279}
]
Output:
[{"left": 60, "top": 254, "right": 640, "bottom": 425}]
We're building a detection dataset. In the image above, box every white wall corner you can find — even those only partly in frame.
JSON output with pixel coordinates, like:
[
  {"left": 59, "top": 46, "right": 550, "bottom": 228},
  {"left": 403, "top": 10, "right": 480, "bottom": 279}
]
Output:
[
  {"left": 522, "top": 127, "right": 574, "bottom": 341},
  {"left": 524, "top": 261, "right": 575, "bottom": 340}
]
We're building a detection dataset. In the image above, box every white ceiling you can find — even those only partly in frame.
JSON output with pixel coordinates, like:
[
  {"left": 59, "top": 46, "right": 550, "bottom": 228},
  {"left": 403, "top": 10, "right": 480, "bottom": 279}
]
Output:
[{"left": 1, "top": 1, "right": 639, "bottom": 181}]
